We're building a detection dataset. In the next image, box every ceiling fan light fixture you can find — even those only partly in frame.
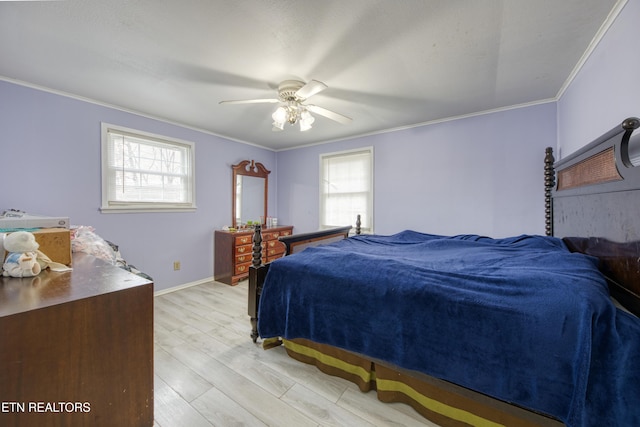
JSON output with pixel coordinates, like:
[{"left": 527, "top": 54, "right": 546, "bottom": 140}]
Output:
[
  {"left": 299, "top": 109, "right": 315, "bottom": 131},
  {"left": 272, "top": 106, "right": 287, "bottom": 123},
  {"left": 271, "top": 106, "right": 287, "bottom": 131},
  {"left": 222, "top": 79, "right": 351, "bottom": 133},
  {"left": 299, "top": 120, "right": 312, "bottom": 131}
]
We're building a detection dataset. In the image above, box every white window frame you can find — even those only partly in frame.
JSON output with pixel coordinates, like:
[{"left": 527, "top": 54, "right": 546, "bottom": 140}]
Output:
[
  {"left": 319, "top": 147, "right": 374, "bottom": 233},
  {"left": 100, "top": 123, "right": 196, "bottom": 213}
]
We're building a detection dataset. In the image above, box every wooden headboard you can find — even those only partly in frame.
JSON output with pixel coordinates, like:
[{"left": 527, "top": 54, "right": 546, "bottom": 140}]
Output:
[
  {"left": 545, "top": 117, "right": 640, "bottom": 316},
  {"left": 278, "top": 226, "right": 352, "bottom": 256}
]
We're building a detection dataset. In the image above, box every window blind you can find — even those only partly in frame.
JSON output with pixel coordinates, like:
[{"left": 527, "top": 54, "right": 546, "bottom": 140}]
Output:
[
  {"left": 102, "top": 124, "right": 196, "bottom": 212},
  {"left": 320, "top": 148, "right": 373, "bottom": 231}
]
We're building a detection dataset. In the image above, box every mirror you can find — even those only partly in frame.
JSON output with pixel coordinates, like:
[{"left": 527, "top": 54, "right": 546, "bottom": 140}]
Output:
[{"left": 232, "top": 160, "right": 270, "bottom": 228}]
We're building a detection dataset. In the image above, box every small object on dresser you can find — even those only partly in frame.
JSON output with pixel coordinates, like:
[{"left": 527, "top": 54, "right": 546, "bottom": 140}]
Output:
[
  {"left": 0, "top": 209, "right": 70, "bottom": 229},
  {"left": 2, "top": 231, "right": 41, "bottom": 277},
  {"left": 32, "top": 228, "right": 72, "bottom": 266}
]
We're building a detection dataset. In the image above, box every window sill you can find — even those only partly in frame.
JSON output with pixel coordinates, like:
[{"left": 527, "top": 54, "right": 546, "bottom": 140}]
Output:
[{"left": 100, "top": 206, "right": 197, "bottom": 214}]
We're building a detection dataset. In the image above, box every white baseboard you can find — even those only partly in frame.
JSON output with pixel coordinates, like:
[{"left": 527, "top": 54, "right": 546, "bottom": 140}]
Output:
[{"left": 154, "top": 276, "right": 214, "bottom": 296}]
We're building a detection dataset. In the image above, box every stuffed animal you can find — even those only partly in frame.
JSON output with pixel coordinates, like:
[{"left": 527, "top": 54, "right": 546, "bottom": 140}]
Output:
[{"left": 2, "top": 231, "right": 42, "bottom": 277}]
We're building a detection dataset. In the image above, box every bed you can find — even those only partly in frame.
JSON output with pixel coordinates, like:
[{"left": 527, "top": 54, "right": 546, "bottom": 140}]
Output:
[{"left": 247, "top": 117, "right": 640, "bottom": 427}]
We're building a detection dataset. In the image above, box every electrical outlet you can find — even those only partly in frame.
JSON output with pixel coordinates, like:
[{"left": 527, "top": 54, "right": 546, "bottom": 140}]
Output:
[{"left": 173, "top": 261, "right": 181, "bottom": 271}]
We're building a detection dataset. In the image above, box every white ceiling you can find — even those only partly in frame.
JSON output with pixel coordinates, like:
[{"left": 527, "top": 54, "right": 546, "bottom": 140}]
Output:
[{"left": 0, "top": 0, "right": 623, "bottom": 151}]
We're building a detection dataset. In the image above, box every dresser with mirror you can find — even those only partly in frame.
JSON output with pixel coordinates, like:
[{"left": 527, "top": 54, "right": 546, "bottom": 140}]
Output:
[{"left": 214, "top": 160, "right": 292, "bottom": 285}]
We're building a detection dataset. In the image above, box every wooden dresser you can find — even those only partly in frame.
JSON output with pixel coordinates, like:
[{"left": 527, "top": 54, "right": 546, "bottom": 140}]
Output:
[
  {"left": 214, "top": 225, "right": 293, "bottom": 285},
  {"left": 0, "top": 253, "right": 154, "bottom": 427}
]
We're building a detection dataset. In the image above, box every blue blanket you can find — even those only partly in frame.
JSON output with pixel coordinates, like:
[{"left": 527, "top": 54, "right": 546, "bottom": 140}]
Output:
[{"left": 258, "top": 231, "right": 640, "bottom": 427}]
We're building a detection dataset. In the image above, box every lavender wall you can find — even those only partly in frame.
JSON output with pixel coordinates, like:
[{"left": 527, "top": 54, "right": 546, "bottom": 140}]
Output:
[
  {"left": 557, "top": 0, "right": 640, "bottom": 157},
  {"left": 276, "top": 103, "right": 556, "bottom": 238},
  {"left": 0, "top": 80, "right": 276, "bottom": 292}
]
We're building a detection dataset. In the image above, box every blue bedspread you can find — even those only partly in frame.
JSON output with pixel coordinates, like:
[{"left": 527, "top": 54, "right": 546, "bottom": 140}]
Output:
[{"left": 258, "top": 231, "right": 640, "bottom": 427}]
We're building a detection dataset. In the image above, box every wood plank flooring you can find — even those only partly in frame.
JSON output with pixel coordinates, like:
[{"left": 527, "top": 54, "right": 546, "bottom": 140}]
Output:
[{"left": 153, "top": 280, "right": 439, "bottom": 426}]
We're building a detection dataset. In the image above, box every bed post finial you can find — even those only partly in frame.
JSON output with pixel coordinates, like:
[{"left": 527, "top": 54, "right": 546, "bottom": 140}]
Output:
[
  {"left": 544, "top": 147, "right": 555, "bottom": 236},
  {"left": 356, "top": 214, "right": 361, "bottom": 235},
  {"left": 252, "top": 224, "right": 263, "bottom": 267}
]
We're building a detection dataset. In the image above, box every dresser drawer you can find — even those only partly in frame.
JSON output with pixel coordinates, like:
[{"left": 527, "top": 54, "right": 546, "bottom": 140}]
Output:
[
  {"left": 263, "top": 229, "right": 292, "bottom": 241},
  {"left": 262, "top": 231, "right": 279, "bottom": 241},
  {"left": 235, "top": 234, "right": 253, "bottom": 245},
  {"left": 236, "top": 252, "right": 266, "bottom": 264},
  {"left": 266, "top": 244, "right": 285, "bottom": 258},
  {"left": 234, "top": 262, "right": 250, "bottom": 276},
  {"left": 266, "top": 249, "right": 283, "bottom": 258},
  {"left": 235, "top": 253, "right": 252, "bottom": 264},
  {"left": 281, "top": 229, "right": 292, "bottom": 237},
  {"left": 235, "top": 243, "right": 252, "bottom": 256},
  {"left": 266, "top": 239, "right": 284, "bottom": 251}
]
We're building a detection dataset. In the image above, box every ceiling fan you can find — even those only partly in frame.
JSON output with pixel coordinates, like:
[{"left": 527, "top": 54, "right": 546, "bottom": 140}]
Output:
[{"left": 219, "top": 80, "right": 352, "bottom": 132}]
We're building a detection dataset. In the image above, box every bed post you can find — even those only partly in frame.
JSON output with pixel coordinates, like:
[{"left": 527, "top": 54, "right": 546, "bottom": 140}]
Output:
[
  {"left": 251, "top": 224, "right": 262, "bottom": 267},
  {"left": 248, "top": 224, "right": 267, "bottom": 343},
  {"left": 544, "top": 147, "right": 555, "bottom": 236},
  {"left": 356, "top": 214, "right": 362, "bottom": 235}
]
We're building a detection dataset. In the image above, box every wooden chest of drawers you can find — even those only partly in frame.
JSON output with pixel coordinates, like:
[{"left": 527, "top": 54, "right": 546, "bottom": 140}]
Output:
[
  {"left": 0, "top": 253, "right": 153, "bottom": 427},
  {"left": 214, "top": 225, "right": 293, "bottom": 285}
]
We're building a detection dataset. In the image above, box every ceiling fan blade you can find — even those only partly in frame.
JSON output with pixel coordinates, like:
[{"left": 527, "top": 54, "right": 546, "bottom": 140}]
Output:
[
  {"left": 219, "top": 98, "right": 279, "bottom": 105},
  {"left": 306, "top": 105, "right": 352, "bottom": 124},
  {"left": 295, "top": 80, "right": 328, "bottom": 100}
]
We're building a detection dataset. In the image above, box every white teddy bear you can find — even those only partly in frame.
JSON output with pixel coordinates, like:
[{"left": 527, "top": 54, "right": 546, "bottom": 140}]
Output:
[{"left": 2, "top": 231, "right": 42, "bottom": 277}]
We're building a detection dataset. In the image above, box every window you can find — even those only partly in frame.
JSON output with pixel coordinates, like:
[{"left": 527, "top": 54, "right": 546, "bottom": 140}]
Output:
[
  {"left": 101, "top": 123, "right": 196, "bottom": 212},
  {"left": 320, "top": 147, "right": 373, "bottom": 233}
]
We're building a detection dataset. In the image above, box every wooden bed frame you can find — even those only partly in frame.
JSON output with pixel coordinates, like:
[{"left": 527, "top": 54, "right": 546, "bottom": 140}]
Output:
[
  {"left": 246, "top": 117, "right": 640, "bottom": 426},
  {"left": 248, "top": 214, "right": 362, "bottom": 342},
  {"left": 544, "top": 116, "right": 640, "bottom": 316}
]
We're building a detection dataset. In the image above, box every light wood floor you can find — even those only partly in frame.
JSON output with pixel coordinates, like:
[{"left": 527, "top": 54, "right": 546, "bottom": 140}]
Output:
[{"left": 153, "top": 279, "right": 439, "bottom": 427}]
